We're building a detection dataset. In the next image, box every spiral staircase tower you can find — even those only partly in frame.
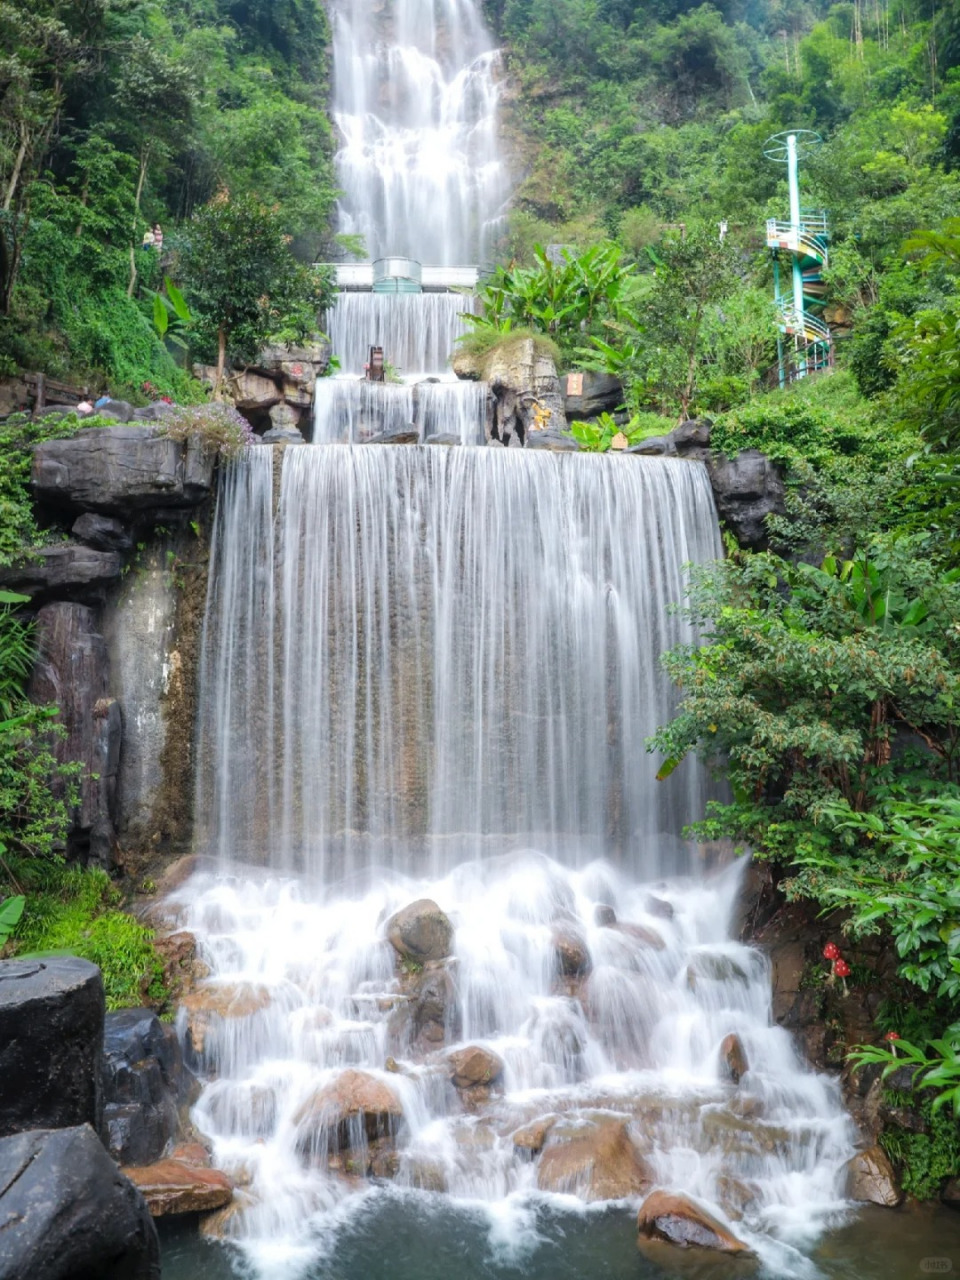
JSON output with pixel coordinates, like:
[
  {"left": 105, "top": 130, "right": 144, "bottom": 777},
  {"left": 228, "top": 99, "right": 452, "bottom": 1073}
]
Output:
[{"left": 764, "top": 131, "right": 833, "bottom": 385}]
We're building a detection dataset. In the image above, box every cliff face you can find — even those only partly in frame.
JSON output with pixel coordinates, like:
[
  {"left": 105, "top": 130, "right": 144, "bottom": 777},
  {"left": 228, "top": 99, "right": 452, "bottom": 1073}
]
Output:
[{"left": 4, "top": 424, "right": 217, "bottom": 871}]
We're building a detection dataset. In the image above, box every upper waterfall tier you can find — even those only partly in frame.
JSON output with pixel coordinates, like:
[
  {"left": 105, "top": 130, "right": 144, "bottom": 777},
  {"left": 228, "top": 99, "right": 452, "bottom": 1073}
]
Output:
[
  {"left": 329, "top": 0, "right": 506, "bottom": 263},
  {"left": 195, "top": 447, "right": 723, "bottom": 884},
  {"left": 325, "top": 292, "right": 477, "bottom": 377}
]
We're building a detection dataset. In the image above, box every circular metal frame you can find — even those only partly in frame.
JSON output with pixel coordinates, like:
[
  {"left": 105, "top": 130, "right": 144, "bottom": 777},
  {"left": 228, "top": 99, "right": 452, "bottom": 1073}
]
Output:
[{"left": 763, "top": 129, "right": 823, "bottom": 163}]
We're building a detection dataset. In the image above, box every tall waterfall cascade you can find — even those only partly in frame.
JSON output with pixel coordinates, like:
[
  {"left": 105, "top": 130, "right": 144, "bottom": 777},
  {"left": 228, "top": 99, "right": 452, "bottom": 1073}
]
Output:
[
  {"left": 314, "top": 0, "right": 505, "bottom": 445},
  {"left": 172, "top": 0, "right": 857, "bottom": 1274}
]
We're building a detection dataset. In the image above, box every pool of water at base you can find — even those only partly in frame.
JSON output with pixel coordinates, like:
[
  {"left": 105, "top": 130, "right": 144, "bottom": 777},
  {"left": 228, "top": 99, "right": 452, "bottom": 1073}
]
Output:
[{"left": 159, "top": 1196, "right": 960, "bottom": 1280}]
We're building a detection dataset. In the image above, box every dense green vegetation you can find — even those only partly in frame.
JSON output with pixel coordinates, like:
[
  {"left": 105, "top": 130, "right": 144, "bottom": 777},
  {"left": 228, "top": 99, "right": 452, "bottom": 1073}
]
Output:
[{"left": 0, "top": 0, "right": 337, "bottom": 396}]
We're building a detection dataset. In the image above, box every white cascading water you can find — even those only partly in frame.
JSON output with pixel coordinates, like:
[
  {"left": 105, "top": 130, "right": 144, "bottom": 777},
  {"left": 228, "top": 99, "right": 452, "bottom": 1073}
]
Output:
[
  {"left": 328, "top": 0, "right": 505, "bottom": 264},
  {"left": 171, "top": 1, "right": 855, "bottom": 1274},
  {"left": 175, "top": 446, "right": 855, "bottom": 1278},
  {"left": 314, "top": 0, "right": 501, "bottom": 444}
]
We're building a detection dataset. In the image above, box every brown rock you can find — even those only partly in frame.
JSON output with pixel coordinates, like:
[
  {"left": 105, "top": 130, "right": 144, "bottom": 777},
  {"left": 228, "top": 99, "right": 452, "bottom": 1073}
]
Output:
[
  {"left": 181, "top": 983, "right": 271, "bottom": 1055},
  {"left": 386, "top": 899, "right": 453, "bottom": 963},
  {"left": 537, "top": 1116, "right": 652, "bottom": 1201},
  {"left": 512, "top": 1114, "right": 557, "bottom": 1156},
  {"left": 446, "top": 1045, "right": 505, "bottom": 1090},
  {"left": 294, "top": 1069, "right": 404, "bottom": 1156},
  {"left": 228, "top": 370, "right": 281, "bottom": 412},
  {"left": 846, "top": 1145, "right": 903, "bottom": 1207},
  {"left": 719, "top": 1033, "right": 749, "bottom": 1085},
  {"left": 122, "top": 1158, "right": 233, "bottom": 1216},
  {"left": 170, "top": 1142, "right": 212, "bottom": 1168},
  {"left": 637, "top": 1190, "right": 751, "bottom": 1252},
  {"left": 552, "top": 926, "right": 592, "bottom": 977}
]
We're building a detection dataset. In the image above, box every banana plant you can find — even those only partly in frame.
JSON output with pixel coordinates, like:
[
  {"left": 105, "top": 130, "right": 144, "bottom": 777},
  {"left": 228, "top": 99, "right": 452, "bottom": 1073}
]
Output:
[{"left": 148, "top": 276, "right": 192, "bottom": 350}]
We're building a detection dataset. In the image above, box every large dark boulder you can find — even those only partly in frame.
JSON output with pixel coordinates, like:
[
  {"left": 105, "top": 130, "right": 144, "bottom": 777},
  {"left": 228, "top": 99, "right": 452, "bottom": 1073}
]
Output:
[
  {"left": 0, "top": 1125, "right": 160, "bottom": 1279},
  {"left": 72, "top": 513, "right": 133, "bottom": 553},
  {"left": 563, "top": 372, "right": 624, "bottom": 420},
  {"left": 32, "top": 425, "right": 215, "bottom": 518},
  {"left": 0, "top": 958, "right": 104, "bottom": 1138},
  {"left": 707, "top": 449, "right": 785, "bottom": 551},
  {"left": 101, "top": 1009, "right": 195, "bottom": 1167},
  {"left": 27, "top": 603, "right": 120, "bottom": 868},
  {"left": 0, "top": 545, "right": 123, "bottom": 604}
]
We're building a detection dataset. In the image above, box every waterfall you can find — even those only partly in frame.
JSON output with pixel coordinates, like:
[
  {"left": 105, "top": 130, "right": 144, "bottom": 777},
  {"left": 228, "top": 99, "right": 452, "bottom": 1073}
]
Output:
[
  {"left": 328, "top": 0, "right": 506, "bottom": 264},
  {"left": 195, "top": 448, "right": 720, "bottom": 879},
  {"left": 177, "top": 446, "right": 855, "bottom": 1277},
  {"left": 171, "top": 1, "right": 857, "bottom": 1272},
  {"left": 317, "top": 0, "right": 502, "bottom": 445},
  {"left": 324, "top": 293, "right": 477, "bottom": 378}
]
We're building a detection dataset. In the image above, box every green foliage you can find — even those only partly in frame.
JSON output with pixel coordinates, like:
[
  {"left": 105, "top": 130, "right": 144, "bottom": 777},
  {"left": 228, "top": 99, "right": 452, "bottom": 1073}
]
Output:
[
  {"left": 468, "top": 242, "right": 631, "bottom": 362},
  {"left": 0, "top": 412, "right": 85, "bottom": 567},
  {"left": 567, "top": 411, "right": 671, "bottom": 451},
  {"left": 180, "top": 192, "right": 331, "bottom": 375},
  {"left": 880, "top": 1098, "right": 960, "bottom": 1198},
  {"left": 14, "top": 866, "right": 166, "bottom": 1009},
  {"left": 0, "top": 893, "right": 25, "bottom": 947}
]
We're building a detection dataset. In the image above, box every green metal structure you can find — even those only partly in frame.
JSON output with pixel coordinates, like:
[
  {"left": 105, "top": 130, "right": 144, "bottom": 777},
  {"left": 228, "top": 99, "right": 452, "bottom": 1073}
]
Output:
[{"left": 764, "top": 130, "right": 832, "bottom": 386}]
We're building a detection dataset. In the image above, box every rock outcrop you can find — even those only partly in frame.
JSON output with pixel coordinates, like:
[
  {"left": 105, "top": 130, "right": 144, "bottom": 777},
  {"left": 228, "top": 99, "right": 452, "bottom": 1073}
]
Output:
[
  {"left": 445, "top": 1045, "right": 504, "bottom": 1090},
  {"left": 637, "top": 1189, "right": 752, "bottom": 1252},
  {"left": 204, "top": 340, "right": 331, "bottom": 438},
  {"left": 0, "top": 1124, "right": 160, "bottom": 1280},
  {"left": 719, "top": 1033, "right": 749, "bottom": 1085},
  {"left": 0, "top": 957, "right": 104, "bottom": 1138},
  {"left": 707, "top": 448, "right": 785, "bottom": 551},
  {"left": 102, "top": 1008, "right": 196, "bottom": 1167},
  {"left": 562, "top": 371, "right": 624, "bottom": 421},
  {"left": 471, "top": 337, "right": 569, "bottom": 448},
  {"left": 32, "top": 425, "right": 215, "bottom": 519}
]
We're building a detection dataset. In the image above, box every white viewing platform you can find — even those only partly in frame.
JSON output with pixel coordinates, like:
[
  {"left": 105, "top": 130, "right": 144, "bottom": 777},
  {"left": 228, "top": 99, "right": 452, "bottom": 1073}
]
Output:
[{"left": 324, "top": 261, "right": 480, "bottom": 293}]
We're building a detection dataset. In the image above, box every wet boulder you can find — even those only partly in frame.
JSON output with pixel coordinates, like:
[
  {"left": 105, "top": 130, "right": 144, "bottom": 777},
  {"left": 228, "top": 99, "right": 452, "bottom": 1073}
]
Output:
[
  {"left": 719, "top": 1033, "right": 749, "bottom": 1085},
  {"left": 388, "top": 959, "right": 462, "bottom": 1056},
  {"left": 122, "top": 1155, "right": 233, "bottom": 1216},
  {"left": 511, "top": 1114, "right": 558, "bottom": 1157},
  {"left": 180, "top": 982, "right": 272, "bottom": 1060},
  {"left": 101, "top": 1007, "right": 195, "bottom": 1166},
  {"left": 637, "top": 1190, "right": 752, "bottom": 1252},
  {"left": 72, "top": 512, "right": 133, "bottom": 553},
  {"left": 552, "top": 925, "right": 592, "bottom": 977},
  {"left": 613, "top": 922, "right": 666, "bottom": 951},
  {"left": 594, "top": 904, "right": 617, "bottom": 926},
  {"left": 294, "top": 1069, "right": 404, "bottom": 1158},
  {"left": 845, "top": 1145, "right": 903, "bottom": 1207},
  {"left": 562, "top": 371, "right": 624, "bottom": 420},
  {"left": 0, "top": 1124, "right": 160, "bottom": 1279},
  {"left": 445, "top": 1045, "right": 505, "bottom": 1090},
  {"left": 386, "top": 899, "right": 453, "bottom": 963},
  {"left": 537, "top": 1115, "right": 652, "bottom": 1201},
  {"left": 0, "top": 957, "right": 104, "bottom": 1138}
]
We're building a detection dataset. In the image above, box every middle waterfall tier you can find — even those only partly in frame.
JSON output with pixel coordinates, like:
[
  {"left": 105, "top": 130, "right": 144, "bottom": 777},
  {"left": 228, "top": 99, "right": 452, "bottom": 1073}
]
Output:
[
  {"left": 313, "top": 379, "right": 488, "bottom": 445},
  {"left": 194, "top": 446, "right": 723, "bottom": 884},
  {"left": 325, "top": 292, "right": 478, "bottom": 377}
]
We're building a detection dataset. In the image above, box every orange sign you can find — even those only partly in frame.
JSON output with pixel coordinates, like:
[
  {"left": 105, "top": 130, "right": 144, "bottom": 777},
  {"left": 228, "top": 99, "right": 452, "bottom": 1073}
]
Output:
[{"left": 566, "top": 373, "right": 583, "bottom": 396}]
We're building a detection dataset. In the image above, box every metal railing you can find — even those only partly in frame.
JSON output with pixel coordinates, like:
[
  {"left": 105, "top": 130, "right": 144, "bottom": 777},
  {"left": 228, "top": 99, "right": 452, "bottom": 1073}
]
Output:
[{"left": 320, "top": 262, "right": 480, "bottom": 291}]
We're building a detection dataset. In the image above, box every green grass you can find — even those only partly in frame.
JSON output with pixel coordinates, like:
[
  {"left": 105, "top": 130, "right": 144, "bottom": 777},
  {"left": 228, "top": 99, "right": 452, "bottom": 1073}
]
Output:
[{"left": 13, "top": 866, "right": 166, "bottom": 1010}]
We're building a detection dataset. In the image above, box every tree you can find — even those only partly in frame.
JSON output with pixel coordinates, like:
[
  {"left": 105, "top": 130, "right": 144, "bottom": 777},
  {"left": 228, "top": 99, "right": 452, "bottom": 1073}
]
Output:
[{"left": 179, "top": 190, "right": 331, "bottom": 391}]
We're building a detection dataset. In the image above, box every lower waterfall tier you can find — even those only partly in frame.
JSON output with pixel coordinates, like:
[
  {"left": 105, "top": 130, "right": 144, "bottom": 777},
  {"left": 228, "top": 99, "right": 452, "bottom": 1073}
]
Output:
[{"left": 166, "top": 854, "right": 855, "bottom": 1280}]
